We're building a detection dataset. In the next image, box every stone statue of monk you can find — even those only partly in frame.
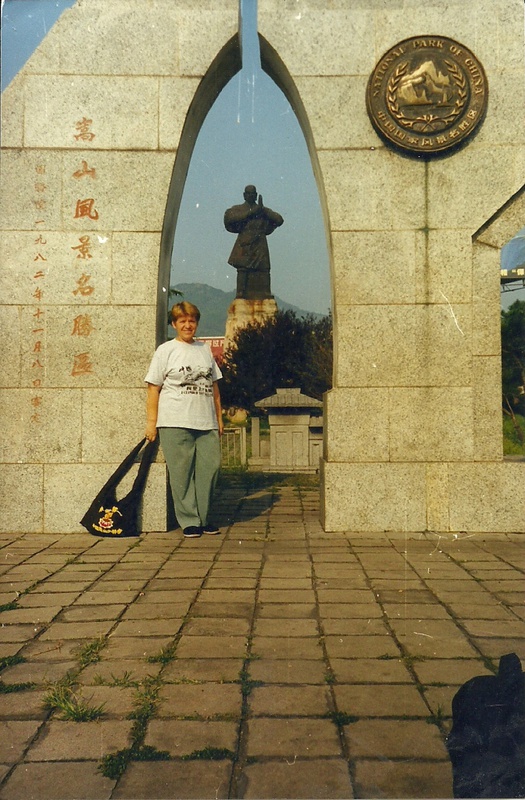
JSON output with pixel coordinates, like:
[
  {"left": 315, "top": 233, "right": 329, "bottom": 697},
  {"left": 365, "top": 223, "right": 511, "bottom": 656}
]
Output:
[{"left": 224, "top": 185, "right": 284, "bottom": 300}]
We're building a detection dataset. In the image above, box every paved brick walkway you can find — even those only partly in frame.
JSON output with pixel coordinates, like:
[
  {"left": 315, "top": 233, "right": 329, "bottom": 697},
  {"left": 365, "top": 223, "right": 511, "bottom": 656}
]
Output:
[{"left": 0, "top": 473, "right": 524, "bottom": 799}]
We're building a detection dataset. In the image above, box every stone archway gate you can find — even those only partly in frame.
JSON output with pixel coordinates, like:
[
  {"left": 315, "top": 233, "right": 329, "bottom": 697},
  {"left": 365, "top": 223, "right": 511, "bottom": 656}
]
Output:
[{"left": 1, "top": 0, "right": 524, "bottom": 534}]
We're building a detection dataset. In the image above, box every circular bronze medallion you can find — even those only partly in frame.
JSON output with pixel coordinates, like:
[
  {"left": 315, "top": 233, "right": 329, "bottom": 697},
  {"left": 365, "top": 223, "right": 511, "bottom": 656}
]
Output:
[{"left": 366, "top": 36, "right": 488, "bottom": 156}]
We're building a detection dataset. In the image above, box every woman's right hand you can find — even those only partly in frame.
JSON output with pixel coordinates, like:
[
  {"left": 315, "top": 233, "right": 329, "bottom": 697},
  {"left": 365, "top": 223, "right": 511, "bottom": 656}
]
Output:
[{"left": 145, "top": 422, "right": 157, "bottom": 442}]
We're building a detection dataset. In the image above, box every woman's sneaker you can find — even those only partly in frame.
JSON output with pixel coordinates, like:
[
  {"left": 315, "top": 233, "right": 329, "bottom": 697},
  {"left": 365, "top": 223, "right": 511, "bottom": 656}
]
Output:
[
  {"left": 201, "top": 524, "right": 220, "bottom": 535},
  {"left": 183, "top": 526, "right": 202, "bottom": 538}
]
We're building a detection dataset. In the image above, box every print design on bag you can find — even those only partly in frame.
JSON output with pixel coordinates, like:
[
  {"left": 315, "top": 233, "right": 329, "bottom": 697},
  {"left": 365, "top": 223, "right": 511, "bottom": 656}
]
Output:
[{"left": 93, "top": 505, "right": 123, "bottom": 535}]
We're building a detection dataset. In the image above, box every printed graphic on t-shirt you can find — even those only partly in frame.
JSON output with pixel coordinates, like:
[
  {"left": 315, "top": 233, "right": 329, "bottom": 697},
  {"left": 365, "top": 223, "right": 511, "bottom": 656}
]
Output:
[{"left": 178, "top": 365, "right": 213, "bottom": 395}]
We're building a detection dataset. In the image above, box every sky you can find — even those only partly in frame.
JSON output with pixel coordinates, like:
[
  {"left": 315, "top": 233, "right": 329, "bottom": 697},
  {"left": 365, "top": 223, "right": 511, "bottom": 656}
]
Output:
[{"left": 1, "top": 0, "right": 524, "bottom": 312}]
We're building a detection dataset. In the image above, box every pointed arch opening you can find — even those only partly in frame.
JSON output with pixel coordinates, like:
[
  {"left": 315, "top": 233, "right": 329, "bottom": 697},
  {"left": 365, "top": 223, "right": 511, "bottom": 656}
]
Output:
[
  {"left": 157, "top": 23, "right": 332, "bottom": 480},
  {"left": 156, "top": 35, "right": 242, "bottom": 345},
  {"left": 163, "top": 33, "right": 332, "bottom": 339}
]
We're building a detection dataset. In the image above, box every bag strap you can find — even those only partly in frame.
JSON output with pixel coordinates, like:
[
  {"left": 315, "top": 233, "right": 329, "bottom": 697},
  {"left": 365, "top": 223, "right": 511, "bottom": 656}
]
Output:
[
  {"left": 126, "top": 438, "right": 159, "bottom": 499},
  {"left": 94, "top": 438, "right": 148, "bottom": 497}
]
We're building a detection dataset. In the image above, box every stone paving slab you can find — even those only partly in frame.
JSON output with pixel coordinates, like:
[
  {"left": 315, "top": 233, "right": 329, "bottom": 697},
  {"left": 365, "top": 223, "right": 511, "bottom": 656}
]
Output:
[
  {"left": 145, "top": 719, "right": 238, "bottom": 756},
  {"left": 38, "top": 621, "right": 115, "bottom": 641},
  {"left": 473, "top": 636, "right": 525, "bottom": 660},
  {"left": 353, "top": 759, "right": 453, "bottom": 799},
  {"left": 0, "top": 721, "right": 42, "bottom": 763},
  {"left": 317, "top": 602, "right": 383, "bottom": 619},
  {"left": 17, "top": 592, "right": 83, "bottom": 607},
  {"left": 248, "top": 658, "right": 327, "bottom": 685},
  {"left": 256, "top": 603, "right": 317, "bottom": 618},
  {"left": 109, "top": 618, "right": 184, "bottom": 637},
  {"left": 78, "top": 686, "right": 136, "bottom": 718},
  {"left": 183, "top": 617, "right": 251, "bottom": 637},
  {"left": 0, "top": 659, "right": 77, "bottom": 686},
  {"left": 0, "top": 626, "right": 44, "bottom": 644},
  {"left": 120, "top": 602, "right": 190, "bottom": 620},
  {"left": 0, "top": 691, "right": 48, "bottom": 720},
  {"left": 156, "top": 683, "right": 243, "bottom": 718},
  {"left": 53, "top": 605, "right": 126, "bottom": 622},
  {"left": 0, "top": 473, "right": 523, "bottom": 798},
  {"left": 111, "top": 760, "right": 232, "bottom": 799},
  {"left": 253, "top": 618, "right": 319, "bottom": 637},
  {"left": 0, "top": 607, "right": 63, "bottom": 625},
  {"left": 411, "top": 657, "right": 492, "bottom": 685},
  {"left": 247, "top": 718, "right": 342, "bottom": 758},
  {"left": 329, "top": 658, "right": 413, "bottom": 684},
  {"left": 25, "top": 720, "right": 132, "bottom": 761},
  {"left": 101, "top": 636, "right": 173, "bottom": 660},
  {"left": 345, "top": 719, "right": 449, "bottom": 759},
  {"left": 333, "top": 683, "right": 430, "bottom": 717},
  {"left": 249, "top": 685, "right": 331, "bottom": 716},
  {"left": 73, "top": 590, "right": 141, "bottom": 605},
  {"left": 0, "top": 761, "right": 116, "bottom": 800},
  {"left": 0, "top": 592, "right": 21, "bottom": 605},
  {"left": 324, "top": 634, "right": 402, "bottom": 660},
  {"left": 176, "top": 635, "right": 248, "bottom": 660},
  {"left": 241, "top": 759, "right": 354, "bottom": 799},
  {"left": 0, "top": 644, "right": 23, "bottom": 660},
  {"left": 322, "top": 618, "right": 389, "bottom": 636},
  {"left": 251, "top": 636, "right": 324, "bottom": 660},
  {"left": 161, "top": 658, "right": 243, "bottom": 684}
]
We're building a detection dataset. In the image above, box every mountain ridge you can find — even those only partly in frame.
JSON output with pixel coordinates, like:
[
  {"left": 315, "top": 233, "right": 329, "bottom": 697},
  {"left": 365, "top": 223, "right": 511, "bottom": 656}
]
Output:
[{"left": 171, "top": 282, "right": 325, "bottom": 336}]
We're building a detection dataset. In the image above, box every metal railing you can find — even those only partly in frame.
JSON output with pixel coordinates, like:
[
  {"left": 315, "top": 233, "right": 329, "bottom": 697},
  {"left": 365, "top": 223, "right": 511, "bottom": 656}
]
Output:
[{"left": 221, "top": 427, "right": 247, "bottom": 468}]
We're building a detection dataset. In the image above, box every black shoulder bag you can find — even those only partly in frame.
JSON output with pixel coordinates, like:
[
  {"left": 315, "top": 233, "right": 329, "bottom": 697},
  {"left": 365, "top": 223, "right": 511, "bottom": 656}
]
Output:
[{"left": 80, "top": 438, "right": 158, "bottom": 537}]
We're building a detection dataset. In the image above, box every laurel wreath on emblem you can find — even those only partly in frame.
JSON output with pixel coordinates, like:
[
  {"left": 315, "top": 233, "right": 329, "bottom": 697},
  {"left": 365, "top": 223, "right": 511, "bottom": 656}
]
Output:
[{"left": 387, "top": 59, "right": 468, "bottom": 132}]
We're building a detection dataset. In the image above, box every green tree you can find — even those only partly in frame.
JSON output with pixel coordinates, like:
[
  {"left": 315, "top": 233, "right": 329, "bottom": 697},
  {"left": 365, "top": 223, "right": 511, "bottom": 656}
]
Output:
[
  {"left": 501, "top": 300, "right": 525, "bottom": 442},
  {"left": 220, "top": 310, "right": 332, "bottom": 411}
]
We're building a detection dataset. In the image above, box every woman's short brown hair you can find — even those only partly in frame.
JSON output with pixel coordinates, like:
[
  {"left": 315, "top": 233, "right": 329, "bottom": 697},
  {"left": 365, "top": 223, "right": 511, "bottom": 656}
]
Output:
[{"left": 170, "top": 301, "right": 201, "bottom": 323}]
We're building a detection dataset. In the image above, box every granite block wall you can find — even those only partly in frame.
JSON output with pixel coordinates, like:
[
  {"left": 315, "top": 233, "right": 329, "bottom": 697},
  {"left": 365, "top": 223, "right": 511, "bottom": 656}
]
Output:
[
  {"left": 258, "top": 0, "right": 525, "bottom": 532},
  {"left": 0, "top": 0, "right": 239, "bottom": 532}
]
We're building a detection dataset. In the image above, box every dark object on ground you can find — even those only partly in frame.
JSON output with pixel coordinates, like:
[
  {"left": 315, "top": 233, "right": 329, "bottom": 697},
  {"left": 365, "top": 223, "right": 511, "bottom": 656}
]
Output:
[
  {"left": 183, "top": 526, "right": 202, "bottom": 539},
  {"left": 446, "top": 652, "right": 525, "bottom": 798},
  {"left": 80, "top": 438, "right": 158, "bottom": 537}
]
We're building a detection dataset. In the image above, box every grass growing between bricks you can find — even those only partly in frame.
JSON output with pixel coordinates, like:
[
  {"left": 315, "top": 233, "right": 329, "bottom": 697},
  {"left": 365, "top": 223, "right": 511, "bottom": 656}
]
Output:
[
  {"left": 93, "top": 671, "right": 138, "bottom": 688},
  {"left": 43, "top": 678, "right": 106, "bottom": 722},
  {"left": 146, "top": 643, "right": 178, "bottom": 665},
  {"left": 74, "top": 637, "right": 107, "bottom": 668},
  {"left": 238, "top": 665, "right": 263, "bottom": 699},
  {"left": 0, "top": 601, "right": 18, "bottom": 613},
  {"left": 98, "top": 675, "right": 169, "bottom": 780},
  {"left": 0, "top": 654, "right": 26, "bottom": 672},
  {"left": 326, "top": 711, "right": 359, "bottom": 726},
  {"left": 0, "top": 680, "right": 36, "bottom": 693},
  {"left": 41, "top": 637, "right": 110, "bottom": 721},
  {"left": 182, "top": 747, "right": 235, "bottom": 761},
  {"left": 426, "top": 705, "right": 448, "bottom": 727},
  {"left": 99, "top": 745, "right": 170, "bottom": 781},
  {"left": 0, "top": 579, "right": 41, "bottom": 614}
]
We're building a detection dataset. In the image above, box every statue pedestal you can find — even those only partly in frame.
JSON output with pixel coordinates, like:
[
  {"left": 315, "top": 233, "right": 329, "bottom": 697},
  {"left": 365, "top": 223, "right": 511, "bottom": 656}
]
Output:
[{"left": 224, "top": 297, "right": 278, "bottom": 352}]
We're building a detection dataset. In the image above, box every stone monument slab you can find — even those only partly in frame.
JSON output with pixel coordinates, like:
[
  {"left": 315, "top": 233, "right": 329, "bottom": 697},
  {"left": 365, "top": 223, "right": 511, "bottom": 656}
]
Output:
[
  {"left": 1, "top": 0, "right": 523, "bottom": 534},
  {"left": 23, "top": 76, "right": 159, "bottom": 150}
]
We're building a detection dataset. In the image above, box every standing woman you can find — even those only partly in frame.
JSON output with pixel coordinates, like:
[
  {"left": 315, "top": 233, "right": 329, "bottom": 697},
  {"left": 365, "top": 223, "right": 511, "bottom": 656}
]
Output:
[{"left": 144, "top": 301, "right": 223, "bottom": 539}]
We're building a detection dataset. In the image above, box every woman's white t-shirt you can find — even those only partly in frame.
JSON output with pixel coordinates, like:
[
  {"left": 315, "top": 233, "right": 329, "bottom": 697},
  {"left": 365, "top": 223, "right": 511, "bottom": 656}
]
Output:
[{"left": 144, "top": 339, "right": 222, "bottom": 430}]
